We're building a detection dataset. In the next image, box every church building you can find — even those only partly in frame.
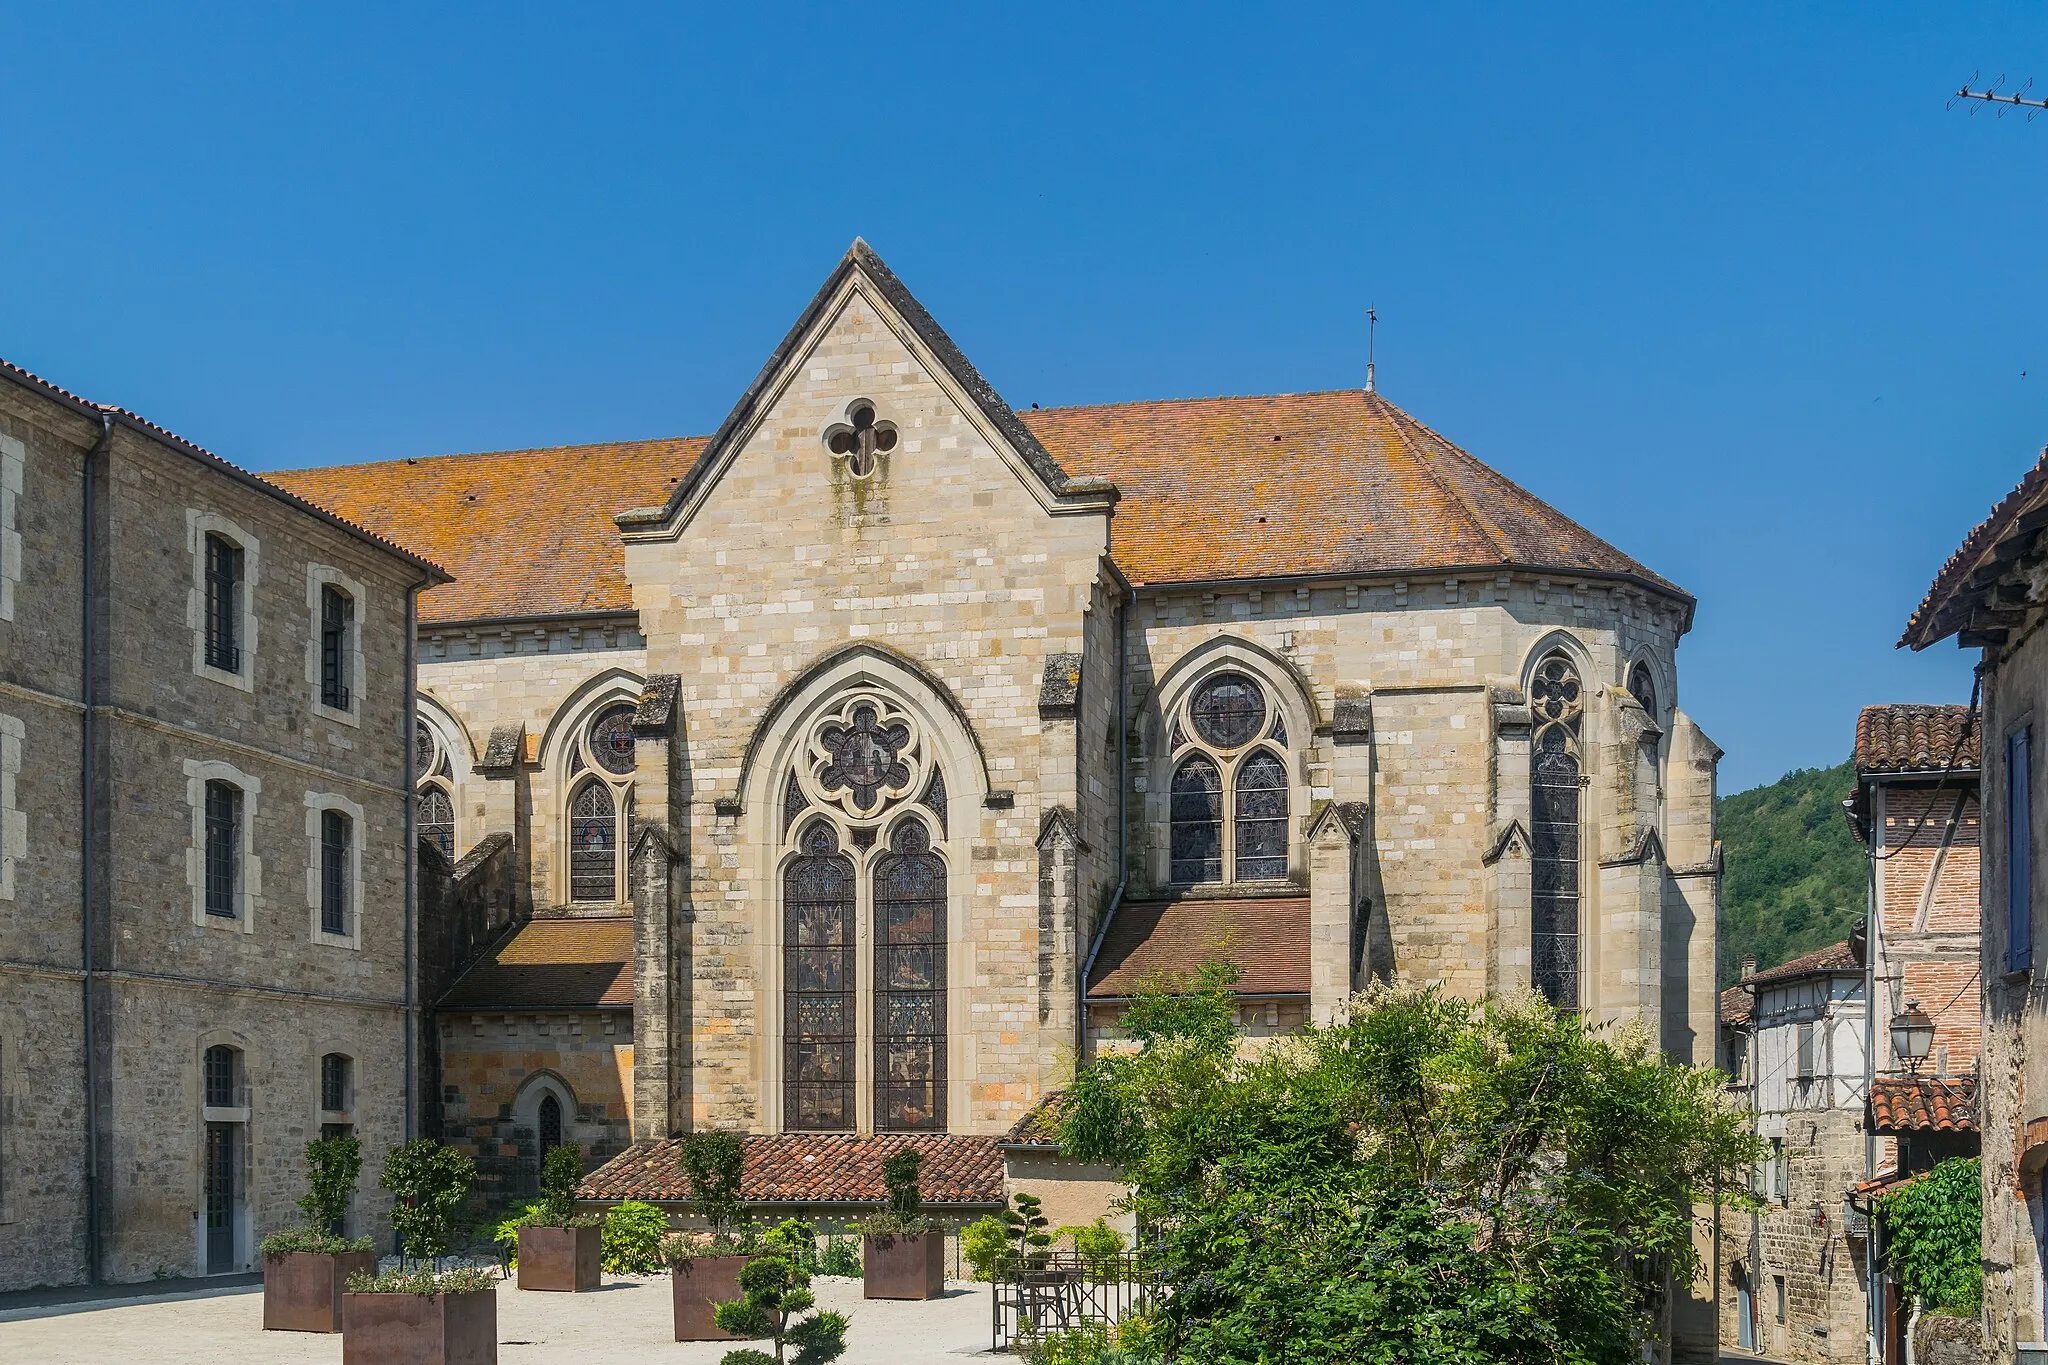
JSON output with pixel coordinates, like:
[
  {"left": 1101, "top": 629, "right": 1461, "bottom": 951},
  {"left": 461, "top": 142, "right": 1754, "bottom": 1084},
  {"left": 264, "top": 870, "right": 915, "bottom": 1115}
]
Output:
[{"left": 275, "top": 241, "right": 1722, "bottom": 1202}]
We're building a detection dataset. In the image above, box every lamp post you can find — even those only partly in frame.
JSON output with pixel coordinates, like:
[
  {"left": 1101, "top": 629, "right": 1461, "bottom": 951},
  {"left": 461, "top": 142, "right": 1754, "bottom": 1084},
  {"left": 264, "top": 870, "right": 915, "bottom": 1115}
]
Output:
[{"left": 1890, "top": 1000, "right": 1935, "bottom": 1073}]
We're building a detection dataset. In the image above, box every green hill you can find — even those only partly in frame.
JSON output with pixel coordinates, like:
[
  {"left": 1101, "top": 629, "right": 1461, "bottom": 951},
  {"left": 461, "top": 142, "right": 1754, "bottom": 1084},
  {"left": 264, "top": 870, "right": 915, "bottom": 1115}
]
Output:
[{"left": 1715, "top": 758, "right": 1865, "bottom": 987}]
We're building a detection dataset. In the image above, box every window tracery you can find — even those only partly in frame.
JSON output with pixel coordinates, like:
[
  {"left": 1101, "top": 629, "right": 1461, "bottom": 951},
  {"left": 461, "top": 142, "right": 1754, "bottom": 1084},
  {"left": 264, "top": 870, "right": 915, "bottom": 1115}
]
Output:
[
  {"left": 1165, "top": 671, "right": 1293, "bottom": 886},
  {"left": 822, "top": 400, "right": 898, "bottom": 480},
  {"left": 414, "top": 719, "right": 457, "bottom": 860},
  {"left": 799, "top": 694, "right": 927, "bottom": 819},
  {"left": 1529, "top": 652, "right": 1584, "bottom": 1012},
  {"left": 785, "top": 821, "right": 856, "bottom": 1131},
  {"left": 1628, "top": 661, "right": 1658, "bottom": 720},
  {"left": 874, "top": 820, "right": 946, "bottom": 1132},
  {"left": 564, "top": 703, "right": 637, "bottom": 903}
]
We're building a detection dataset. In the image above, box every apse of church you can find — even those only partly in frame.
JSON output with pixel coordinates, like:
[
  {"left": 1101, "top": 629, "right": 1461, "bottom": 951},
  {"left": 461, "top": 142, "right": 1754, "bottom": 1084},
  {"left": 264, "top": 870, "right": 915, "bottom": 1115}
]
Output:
[{"left": 275, "top": 240, "right": 1721, "bottom": 1153}]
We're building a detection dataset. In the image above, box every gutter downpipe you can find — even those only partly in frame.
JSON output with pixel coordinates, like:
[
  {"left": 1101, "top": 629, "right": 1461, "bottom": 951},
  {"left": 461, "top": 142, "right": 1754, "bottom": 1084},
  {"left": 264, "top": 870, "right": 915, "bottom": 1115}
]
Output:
[
  {"left": 403, "top": 583, "right": 421, "bottom": 1139},
  {"left": 80, "top": 410, "right": 112, "bottom": 1285},
  {"left": 1864, "top": 773, "right": 1880, "bottom": 1365},
  {"left": 1079, "top": 586, "right": 1135, "bottom": 1061}
]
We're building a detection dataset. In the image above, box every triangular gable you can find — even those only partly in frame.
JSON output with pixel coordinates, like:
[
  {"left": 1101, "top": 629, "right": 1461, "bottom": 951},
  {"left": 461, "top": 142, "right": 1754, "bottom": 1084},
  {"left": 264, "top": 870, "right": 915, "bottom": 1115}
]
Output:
[{"left": 618, "top": 239, "right": 1113, "bottom": 539}]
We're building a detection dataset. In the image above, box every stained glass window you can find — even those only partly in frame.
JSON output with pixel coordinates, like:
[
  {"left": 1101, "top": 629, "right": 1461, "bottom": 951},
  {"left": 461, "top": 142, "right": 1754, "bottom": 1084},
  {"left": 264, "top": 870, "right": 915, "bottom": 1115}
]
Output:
[
  {"left": 590, "top": 705, "right": 638, "bottom": 775},
  {"left": 415, "top": 719, "right": 439, "bottom": 778},
  {"left": 1170, "top": 756, "right": 1224, "bottom": 883},
  {"left": 1530, "top": 653, "right": 1583, "bottom": 1012},
  {"left": 1234, "top": 750, "right": 1289, "bottom": 880},
  {"left": 568, "top": 779, "right": 618, "bottom": 902},
  {"left": 1190, "top": 673, "right": 1265, "bottom": 749},
  {"left": 204, "top": 780, "right": 240, "bottom": 918},
  {"left": 418, "top": 785, "right": 455, "bottom": 860},
  {"left": 874, "top": 820, "right": 946, "bottom": 1132},
  {"left": 818, "top": 704, "right": 912, "bottom": 814},
  {"left": 784, "top": 771, "right": 808, "bottom": 836},
  {"left": 785, "top": 822, "right": 855, "bottom": 1130},
  {"left": 921, "top": 768, "right": 948, "bottom": 837}
]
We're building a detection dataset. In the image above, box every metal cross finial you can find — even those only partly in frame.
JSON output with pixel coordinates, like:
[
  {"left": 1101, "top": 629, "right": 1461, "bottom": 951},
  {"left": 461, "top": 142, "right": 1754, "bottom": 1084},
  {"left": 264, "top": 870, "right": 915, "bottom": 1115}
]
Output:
[
  {"left": 1365, "top": 307, "right": 1378, "bottom": 394},
  {"left": 826, "top": 402, "right": 898, "bottom": 477}
]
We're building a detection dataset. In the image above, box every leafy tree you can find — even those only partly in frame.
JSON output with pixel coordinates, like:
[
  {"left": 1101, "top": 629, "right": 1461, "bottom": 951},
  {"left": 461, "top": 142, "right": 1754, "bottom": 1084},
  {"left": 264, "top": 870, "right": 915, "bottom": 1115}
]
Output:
[
  {"left": 1057, "top": 1219, "right": 1128, "bottom": 1274},
  {"left": 379, "top": 1139, "right": 476, "bottom": 1267},
  {"left": 961, "top": 1215, "right": 1010, "bottom": 1281},
  {"left": 680, "top": 1129, "right": 749, "bottom": 1240},
  {"left": 1000, "top": 1192, "right": 1052, "bottom": 1269},
  {"left": 1063, "top": 973, "right": 1761, "bottom": 1364},
  {"left": 535, "top": 1143, "right": 584, "bottom": 1224},
  {"left": 299, "top": 1135, "right": 363, "bottom": 1235},
  {"left": 712, "top": 1253, "right": 851, "bottom": 1365},
  {"left": 764, "top": 1218, "right": 821, "bottom": 1272},
  {"left": 1718, "top": 759, "right": 1868, "bottom": 982},
  {"left": 1878, "top": 1157, "right": 1983, "bottom": 1316}
]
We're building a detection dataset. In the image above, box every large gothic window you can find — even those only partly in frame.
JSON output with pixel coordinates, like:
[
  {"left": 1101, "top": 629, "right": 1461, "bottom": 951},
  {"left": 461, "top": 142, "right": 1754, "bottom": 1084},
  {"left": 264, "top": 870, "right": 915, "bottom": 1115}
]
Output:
[
  {"left": 415, "top": 718, "right": 457, "bottom": 860},
  {"left": 874, "top": 820, "right": 946, "bottom": 1132},
  {"left": 785, "top": 821, "right": 856, "bottom": 1131},
  {"left": 564, "top": 703, "right": 637, "bottom": 903},
  {"left": 1529, "top": 652, "right": 1584, "bottom": 1011},
  {"left": 1166, "top": 671, "right": 1293, "bottom": 885}
]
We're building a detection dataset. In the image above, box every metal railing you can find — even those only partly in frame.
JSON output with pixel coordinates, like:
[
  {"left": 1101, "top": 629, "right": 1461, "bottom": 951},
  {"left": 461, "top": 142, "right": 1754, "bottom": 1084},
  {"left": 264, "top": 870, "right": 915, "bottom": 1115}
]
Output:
[{"left": 992, "top": 1251, "right": 1155, "bottom": 1352}]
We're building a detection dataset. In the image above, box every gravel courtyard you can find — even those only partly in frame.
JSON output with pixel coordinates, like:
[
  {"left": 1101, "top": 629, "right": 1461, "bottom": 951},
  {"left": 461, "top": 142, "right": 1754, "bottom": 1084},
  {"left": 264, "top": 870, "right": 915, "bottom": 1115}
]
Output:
[{"left": 0, "top": 1274, "right": 1003, "bottom": 1364}]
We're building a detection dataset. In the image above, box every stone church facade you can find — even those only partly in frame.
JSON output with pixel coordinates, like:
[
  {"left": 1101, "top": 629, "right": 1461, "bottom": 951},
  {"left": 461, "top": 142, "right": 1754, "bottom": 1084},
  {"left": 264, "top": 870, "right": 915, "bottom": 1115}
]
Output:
[{"left": 277, "top": 243, "right": 1723, "bottom": 1177}]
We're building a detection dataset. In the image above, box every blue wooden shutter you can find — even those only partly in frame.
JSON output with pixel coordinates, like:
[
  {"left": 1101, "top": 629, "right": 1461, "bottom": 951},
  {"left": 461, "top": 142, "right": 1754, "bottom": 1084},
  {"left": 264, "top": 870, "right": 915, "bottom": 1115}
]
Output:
[{"left": 2011, "top": 726, "right": 2034, "bottom": 975}]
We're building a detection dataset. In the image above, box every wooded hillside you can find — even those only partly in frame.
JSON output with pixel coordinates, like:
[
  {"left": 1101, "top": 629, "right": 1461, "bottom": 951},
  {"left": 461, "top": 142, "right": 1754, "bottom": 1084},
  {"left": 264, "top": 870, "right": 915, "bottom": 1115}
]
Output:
[{"left": 1716, "top": 758, "right": 1865, "bottom": 986}]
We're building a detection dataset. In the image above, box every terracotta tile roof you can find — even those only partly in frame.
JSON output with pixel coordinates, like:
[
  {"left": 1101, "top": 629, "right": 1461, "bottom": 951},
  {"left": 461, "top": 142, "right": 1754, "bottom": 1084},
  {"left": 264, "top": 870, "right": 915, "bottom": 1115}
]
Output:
[
  {"left": 1001, "top": 1092, "right": 1070, "bottom": 1148},
  {"left": 1903, "top": 446, "right": 2048, "bottom": 649},
  {"left": 1852, "top": 1166, "right": 1910, "bottom": 1197},
  {"left": 273, "top": 437, "right": 704, "bottom": 625},
  {"left": 1739, "top": 940, "right": 1861, "bottom": 989},
  {"left": 1720, "top": 984, "right": 1752, "bottom": 1027},
  {"left": 271, "top": 393, "right": 1685, "bottom": 628},
  {"left": 1085, "top": 895, "right": 1309, "bottom": 999},
  {"left": 576, "top": 1133, "right": 1004, "bottom": 1206},
  {"left": 1868, "top": 1075, "right": 1978, "bottom": 1133},
  {"left": 438, "top": 915, "right": 633, "bottom": 1010},
  {"left": 0, "top": 355, "right": 445, "bottom": 581},
  {"left": 1855, "top": 704, "right": 1981, "bottom": 775}
]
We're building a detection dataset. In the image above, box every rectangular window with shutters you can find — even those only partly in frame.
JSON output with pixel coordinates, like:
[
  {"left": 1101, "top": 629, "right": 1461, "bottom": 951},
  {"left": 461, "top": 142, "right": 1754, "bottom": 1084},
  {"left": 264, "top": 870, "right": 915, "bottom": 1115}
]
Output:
[
  {"left": 1796, "top": 1022, "right": 1816, "bottom": 1081},
  {"left": 319, "top": 586, "right": 352, "bottom": 711},
  {"left": 319, "top": 809, "right": 351, "bottom": 937},
  {"left": 2011, "top": 726, "right": 2034, "bottom": 976}
]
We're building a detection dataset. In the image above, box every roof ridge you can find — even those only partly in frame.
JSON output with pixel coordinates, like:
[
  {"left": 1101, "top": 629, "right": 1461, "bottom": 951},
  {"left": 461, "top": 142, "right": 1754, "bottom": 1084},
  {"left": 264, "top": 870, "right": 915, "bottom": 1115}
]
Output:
[
  {"left": 274, "top": 434, "right": 704, "bottom": 478},
  {"left": 1369, "top": 391, "right": 1519, "bottom": 565},
  {"left": 1024, "top": 387, "right": 1366, "bottom": 416}
]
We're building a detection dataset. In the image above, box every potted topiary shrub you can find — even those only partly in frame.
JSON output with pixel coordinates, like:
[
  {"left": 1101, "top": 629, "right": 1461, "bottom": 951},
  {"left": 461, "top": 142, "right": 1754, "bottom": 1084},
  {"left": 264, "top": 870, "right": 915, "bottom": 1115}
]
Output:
[
  {"left": 261, "top": 1135, "right": 377, "bottom": 1333},
  {"left": 668, "top": 1129, "right": 763, "bottom": 1342},
  {"left": 341, "top": 1138, "right": 496, "bottom": 1365},
  {"left": 711, "top": 1252, "right": 850, "bottom": 1365},
  {"left": 860, "top": 1149, "right": 944, "bottom": 1300},
  {"left": 514, "top": 1144, "right": 602, "bottom": 1291}
]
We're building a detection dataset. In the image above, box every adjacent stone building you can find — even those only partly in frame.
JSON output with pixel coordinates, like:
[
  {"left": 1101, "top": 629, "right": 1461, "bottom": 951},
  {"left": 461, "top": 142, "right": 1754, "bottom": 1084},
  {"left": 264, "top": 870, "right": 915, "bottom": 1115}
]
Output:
[
  {"left": 0, "top": 359, "right": 443, "bottom": 1290},
  {"left": 1903, "top": 450, "right": 2048, "bottom": 1363},
  {"left": 274, "top": 240, "right": 1725, "bottom": 1346}
]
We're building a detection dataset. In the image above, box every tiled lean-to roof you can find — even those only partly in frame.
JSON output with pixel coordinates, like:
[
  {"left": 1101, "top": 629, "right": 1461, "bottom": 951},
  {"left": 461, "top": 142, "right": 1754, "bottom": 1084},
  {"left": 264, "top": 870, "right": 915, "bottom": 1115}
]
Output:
[
  {"left": 438, "top": 915, "right": 634, "bottom": 1011},
  {"left": 272, "top": 391, "right": 1683, "bottom": 628},
  {"left": 577, "top": 1133, "right": 1004, "bottom": 1207},
  {"left": 1086, "top": 895, "right": 1311, "bottom": 999},
  {"left": 1737, "top": 940, "right": 1862, "bottom": 990},
  {"left": 1001, "top": 1092, "right": 1072, "bottom": 1149},
  {"left": 1868, "top": 1075, "right": 1978, "bottom": 1134},
  {"left": 1854, "top": 704, "right": 1981, "bottom": 776}
]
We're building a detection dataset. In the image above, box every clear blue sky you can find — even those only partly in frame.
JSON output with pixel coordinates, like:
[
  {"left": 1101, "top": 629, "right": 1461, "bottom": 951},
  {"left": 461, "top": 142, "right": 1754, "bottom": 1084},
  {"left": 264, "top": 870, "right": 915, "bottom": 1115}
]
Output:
[{"left": 5, "top": 3, "right": 2042, "bottom": 791}]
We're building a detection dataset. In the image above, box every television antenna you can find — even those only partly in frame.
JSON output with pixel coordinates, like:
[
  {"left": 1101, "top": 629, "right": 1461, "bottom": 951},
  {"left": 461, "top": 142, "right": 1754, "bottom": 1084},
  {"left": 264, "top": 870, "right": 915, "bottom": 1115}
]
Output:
[{"left": 1952, "top": 72, "right": 2047, "bottom": 118}]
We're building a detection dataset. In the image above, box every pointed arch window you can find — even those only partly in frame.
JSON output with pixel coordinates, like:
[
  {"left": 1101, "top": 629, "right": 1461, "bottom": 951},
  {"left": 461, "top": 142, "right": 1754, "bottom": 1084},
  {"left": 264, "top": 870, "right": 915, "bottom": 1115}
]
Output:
[
  {"left": 1628, "top": 662, "right": 1658, "bottom": 721},
  {"left": 1167, "top": 671, "right": 1293, "bottom": 885},
  {"left": 1529, "top": 652, "right": 1584, "bottom": 1011},
  {"left": 874, "top": 819, "right": 946, "bottom": 1132},
  {"left": 414, "top": 718, "right": 458, "bottom": 860},
  {"left": 563, "top": 703, "right": 637, "bottom": 904},
  {"left": 537, "top": 1093, "right": 563, "bottom": 1162},
  {"left": 785, "top": 821, "right": 856, "bottom": 1131}
]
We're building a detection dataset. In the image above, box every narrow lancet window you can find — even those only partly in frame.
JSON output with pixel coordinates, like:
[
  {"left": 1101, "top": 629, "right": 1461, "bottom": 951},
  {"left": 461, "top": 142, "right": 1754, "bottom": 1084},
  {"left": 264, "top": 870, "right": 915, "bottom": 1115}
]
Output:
[
  {"left": 785, "top": 822, "right": 856, "bottom": 1130},
  {"left": 874, "top": 820, "right": 946, "bottom": 1131},
  {"left": 1529, "top": 653, "right": 1584, "bottom": 1011}
]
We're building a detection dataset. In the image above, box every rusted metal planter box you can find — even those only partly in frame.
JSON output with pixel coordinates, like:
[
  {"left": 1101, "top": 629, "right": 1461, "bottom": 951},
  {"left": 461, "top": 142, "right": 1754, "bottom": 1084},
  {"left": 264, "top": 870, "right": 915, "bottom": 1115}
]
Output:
[
  {"left": 672, "top": 1254, "right": 752, "bottom": 1341},
  {"left": 516, "top": 1225, "right": 600, "bottom": 1292},
  {"left": 263, "top": 1250, "right": 379, "bottom": 1332},
  {"left": 341, "top": 1286, "right": 498, "bottom": 1365},
  {"left": 862, "top": 1232, "right": 945, "bottom": 1300}
]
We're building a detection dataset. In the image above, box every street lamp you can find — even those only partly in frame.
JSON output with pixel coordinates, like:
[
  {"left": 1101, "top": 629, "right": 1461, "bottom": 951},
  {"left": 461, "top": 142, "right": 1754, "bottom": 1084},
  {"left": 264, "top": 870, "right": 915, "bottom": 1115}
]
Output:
[{"left": 1890, "top": 1000, "right": 1935, "bottom": 1072}]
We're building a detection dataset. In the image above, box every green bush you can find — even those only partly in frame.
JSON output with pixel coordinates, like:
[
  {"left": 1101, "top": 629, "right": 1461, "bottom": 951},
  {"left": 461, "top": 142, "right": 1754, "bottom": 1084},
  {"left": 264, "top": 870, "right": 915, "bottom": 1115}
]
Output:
[
  {"left": 259, "top": 1228, "right": 374, "bottom": 1256},
  {"left": 346, "top": 1264, "right": 498, "bottom": 1295},
  {"left": 680, "top": 1130, "right": 748, "bottom": 1238},
  {"left": 603, "top": 1201, "right": 671, "bottom": 1275},
  {"left": 961, "top": 1215, "right": 1009, "bottom": 1281},
  {"left": 817, "top": 1235, "right": 860, "bottom": 1278},
  {"left": 493, "top": 1202, "right": 542, "bottom": 1268},
  {"left": 535, "top": 1143, "right": 585, "bottom": 1224},
  {"left": 712, "top": 1253, "right": 850, "bottom": 1365},
  {"left": 378, "top": 1138, "right": 476, "bottom": 1267},
  {"left": 1057, "top": 1219, "right": 1126, "bottom": 1273},
  {"left": 1879, "top": 1157, "right": 1983, "bottom": 1316},
  {"left": 860, "top": 1149, "right": 932, "bottom": 1236},
  {"left": 1000, "top": 1192, "right": 1052, "bottom": 1269},
  {"left": 259, "top": 1135, "right": 373, "bottom": 1255}
]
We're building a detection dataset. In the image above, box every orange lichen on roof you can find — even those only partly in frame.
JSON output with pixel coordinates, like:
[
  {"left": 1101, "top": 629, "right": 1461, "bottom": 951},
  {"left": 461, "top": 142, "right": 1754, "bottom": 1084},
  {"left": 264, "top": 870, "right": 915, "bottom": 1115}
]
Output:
[
  {"left": 274, "top": 390, "right": 1681, "bottom": 627},
  {"left": 438, "top": 914, "right": 634, "bottom": 1010},
  {"left": 1086, "top": 895, "right": 1310, "bottom": 999},
  {"left": 273, "top": 437, "right": 704, "bottom": 625}
]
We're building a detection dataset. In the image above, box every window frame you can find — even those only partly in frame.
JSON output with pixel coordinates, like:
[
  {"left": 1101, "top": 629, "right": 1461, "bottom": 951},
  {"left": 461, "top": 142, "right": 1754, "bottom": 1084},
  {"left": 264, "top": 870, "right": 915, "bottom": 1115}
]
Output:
[
  {"left": 305, "top": 791, "right": 364, "bottom": 949},
  {"left": 561, "top": 701, "right": 638, "bottom": 906},
  {"left": 187, "top": 511, "right": 260, "bottom": 692},
  {"left": 0, "top": 712, "right": 21, "bottom": 903},
  {"left": 414, "top": 716, "right": 459, "bottom": 862},
  {"left": 0, "top": 432, "right": 21, "bottom": 625},
  {"left": 307, "top": 566, "right": 366, "bottom": 727},
  {"left": 184, "top": 759, "right": 262, "bottom": 931},
  {"left": 1528, "top": 650, "right": 1586, "bottom": 1013},
  {"left": 1161, "top": 669, "right": 1296, "bottom": 889}
]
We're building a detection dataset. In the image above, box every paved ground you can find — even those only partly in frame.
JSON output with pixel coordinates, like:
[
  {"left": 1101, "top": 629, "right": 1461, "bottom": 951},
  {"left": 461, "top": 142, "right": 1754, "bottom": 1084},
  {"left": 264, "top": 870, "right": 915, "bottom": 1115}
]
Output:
[{"left": 0, "top": 1273, "right": 1003, "bottom": 1363}]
